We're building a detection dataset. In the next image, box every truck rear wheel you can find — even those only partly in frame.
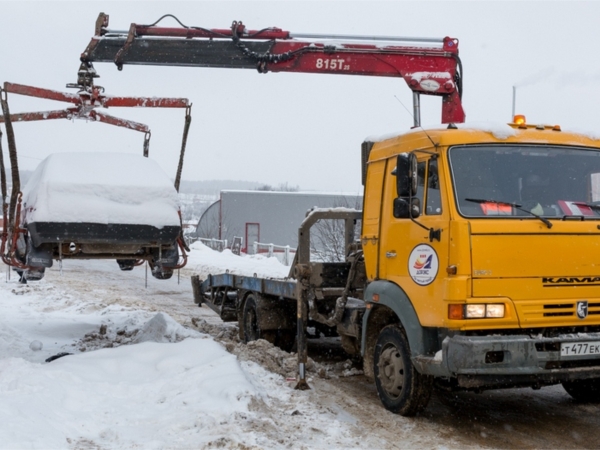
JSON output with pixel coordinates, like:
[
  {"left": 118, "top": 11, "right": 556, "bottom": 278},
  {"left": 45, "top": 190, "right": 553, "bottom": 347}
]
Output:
[
  {"left": 243, "top": 295, "right": 262, "bottom": 342},
  {"left": 276, "top": 330, "right": 296, "bottom": 353},
  {"left": 374, "top": 324, "right": 433, "bottom": 416},
  {"left": 562, "top": 378, "right": 600, "bottom": 402},
  {"left": 242, "top": 294, "right": 295, "bottom": 352}
]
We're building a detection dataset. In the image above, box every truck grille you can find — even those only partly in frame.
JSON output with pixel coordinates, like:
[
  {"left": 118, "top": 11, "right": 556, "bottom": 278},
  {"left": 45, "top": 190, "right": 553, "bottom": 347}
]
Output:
[
  {"left": 542, "top": 302, "right": 600, "bottom": 317},
  {"left": 517, "top": 300, "right": 600, "bottom": 326}
]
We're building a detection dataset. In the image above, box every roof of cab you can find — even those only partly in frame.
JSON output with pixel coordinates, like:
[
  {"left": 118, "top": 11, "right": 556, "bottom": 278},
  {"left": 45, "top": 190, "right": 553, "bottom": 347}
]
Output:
[{"left": 366, "top": 122, "right": 600, "bottom": 162}]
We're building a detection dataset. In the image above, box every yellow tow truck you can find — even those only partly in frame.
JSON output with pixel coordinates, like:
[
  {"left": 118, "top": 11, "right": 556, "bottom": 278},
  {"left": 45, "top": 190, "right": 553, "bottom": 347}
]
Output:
[
  {"left": 361, "top": 116, "right": 600, "bottom": 414},
  {"left": 75, "top": 14, "right": 600, "bottom": 415}
]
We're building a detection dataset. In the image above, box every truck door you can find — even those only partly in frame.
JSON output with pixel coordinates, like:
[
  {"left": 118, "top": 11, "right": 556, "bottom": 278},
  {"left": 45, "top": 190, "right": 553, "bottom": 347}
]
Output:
[{"left": 378, "top": 155, "right": 450, "bottom": 326}]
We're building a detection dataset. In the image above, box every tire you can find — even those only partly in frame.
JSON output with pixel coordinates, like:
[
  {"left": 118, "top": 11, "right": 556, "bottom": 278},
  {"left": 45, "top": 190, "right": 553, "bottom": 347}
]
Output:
[
  {"left": 16, "top": 269, "right": 27, "bottom": 284},
  {"left": 24, "top": 267, "right": 45, "bottom": 281},
  {"left": 243, "top": 294, "right": 263, "bottom": 343},
  {"left": 150, "top": 264, "right": 174, "bottom": 280},
  {"left": 117, "top": 259, "right": 136, "bottom": 271},
  {"left": 373, "top": 324, "right": 433, "bottom": 416},
  {"left": 276, "top": 329, "right": 296, "bottom": 353},
  {"left": 242, "top": 294, "right": 295, "bottom": 351},
  {"left": 562, "top": 378, "right": 600, "bottom": 402},
  {"left": 45, "top": 352, "right": 72, "bottom": 363}
]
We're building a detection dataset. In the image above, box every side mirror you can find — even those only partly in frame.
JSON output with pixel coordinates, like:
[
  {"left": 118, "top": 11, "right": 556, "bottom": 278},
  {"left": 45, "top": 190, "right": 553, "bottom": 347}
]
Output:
[
  {"left": 396, "top": 153, "right": 418, "bottom": 197},
  {"left": 393, "top": 197, "right": 421, "bottom": 219}
]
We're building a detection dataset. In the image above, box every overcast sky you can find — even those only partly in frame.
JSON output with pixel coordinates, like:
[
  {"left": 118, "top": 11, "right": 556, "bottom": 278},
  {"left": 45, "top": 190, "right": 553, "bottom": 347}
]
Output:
[{"left": 2, "top": 1, "right": 600, "bottom": 192}]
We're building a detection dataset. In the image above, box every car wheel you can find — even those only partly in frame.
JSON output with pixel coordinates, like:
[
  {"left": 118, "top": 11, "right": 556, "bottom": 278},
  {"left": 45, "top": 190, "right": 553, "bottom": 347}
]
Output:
[
  {"left": 150, "top": 265, "right": 173, "bottom": 280},
  {"left": 117, "top": 259, "right": 136, "bottom": 271},
  {"left": 24, "top": 267, "right": 45, "bottom": 281}
]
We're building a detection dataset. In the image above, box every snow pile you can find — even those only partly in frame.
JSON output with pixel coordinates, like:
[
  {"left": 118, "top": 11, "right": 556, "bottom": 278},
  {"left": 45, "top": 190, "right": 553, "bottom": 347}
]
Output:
[
  {"left": 0, "top": 285, "right": 198, "bottom": 363},
  {"left": 0, "top": 279, "right": 257, "bottom": 447},
  {"left": 456, "top": 121, "right": 518, "bottom": 139},
  {"left": 21, "top": 152, "right": 180, "bottom": 228},
  {"left": 0, "top": 257, "right": 382, "bottom": 449},
  {"left": 186, "top": 240, "right": 291, "bottom": 280},
  {"left": 0, "top": 339, "right": 258, "bottom": 448}
]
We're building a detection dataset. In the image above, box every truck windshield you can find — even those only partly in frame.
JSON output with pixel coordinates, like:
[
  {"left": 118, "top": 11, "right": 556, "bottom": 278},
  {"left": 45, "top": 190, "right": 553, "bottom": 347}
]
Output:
[{"left": 449, "top": 144, "right": 600, "bottom": 219}]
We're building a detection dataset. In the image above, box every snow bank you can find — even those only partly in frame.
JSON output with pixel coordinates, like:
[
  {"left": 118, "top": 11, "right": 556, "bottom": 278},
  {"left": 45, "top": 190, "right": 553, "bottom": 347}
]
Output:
[
  {"left": 0, "top": 258, "right": 373, "bottom": 449},
  {"left": 0, "top": 281, "right": 258, "bottom": 449},
  {"left": 22, "top": 153, "right": 180, "bottom": 228},
  {"left": 187, "top": 241, "right": 291, "bottom": 280},
  {"left": 0, "top": 339, "right": 257, "bottom": 449},
  {"left": 0, "top": 286, "right": 197, "bottom": 364}
]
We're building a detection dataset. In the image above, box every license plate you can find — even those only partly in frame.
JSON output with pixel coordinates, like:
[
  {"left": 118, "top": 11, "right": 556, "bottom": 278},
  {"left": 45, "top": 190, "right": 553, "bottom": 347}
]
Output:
[{"left": 561, "top": 341, "right": 600, "bottom": 357}]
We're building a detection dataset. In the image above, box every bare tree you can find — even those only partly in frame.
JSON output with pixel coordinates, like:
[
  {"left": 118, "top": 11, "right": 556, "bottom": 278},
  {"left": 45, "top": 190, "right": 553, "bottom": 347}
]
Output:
[{"left": 309, "top": 196, "right": 362, "bottom": 262}]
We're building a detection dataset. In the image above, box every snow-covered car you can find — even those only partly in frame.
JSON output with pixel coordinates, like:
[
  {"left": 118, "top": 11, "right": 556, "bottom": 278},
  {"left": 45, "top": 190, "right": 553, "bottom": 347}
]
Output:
[{"left": 16, "top": 152, "right": 183, "bottom": 281}]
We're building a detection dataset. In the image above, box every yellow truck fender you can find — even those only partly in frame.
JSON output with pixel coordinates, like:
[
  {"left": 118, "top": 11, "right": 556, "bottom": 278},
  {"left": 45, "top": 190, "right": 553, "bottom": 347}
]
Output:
[{"left": 362, "top": 280, "right": 438, "bottom": 358}]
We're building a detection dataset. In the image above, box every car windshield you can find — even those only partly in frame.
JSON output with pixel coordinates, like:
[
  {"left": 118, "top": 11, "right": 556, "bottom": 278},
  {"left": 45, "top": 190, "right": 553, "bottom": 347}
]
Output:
[{"left": 449, "top": 145, "right": 600, "bottom": 218}]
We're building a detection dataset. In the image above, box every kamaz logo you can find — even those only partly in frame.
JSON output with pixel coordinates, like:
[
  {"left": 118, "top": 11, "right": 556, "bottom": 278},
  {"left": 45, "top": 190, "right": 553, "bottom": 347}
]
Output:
[
  {"left": 577, "top": 301, "right": 589, "bottom": 319},
  {"left": 543, "top": 277, "right": 600, "bottom": 286}
]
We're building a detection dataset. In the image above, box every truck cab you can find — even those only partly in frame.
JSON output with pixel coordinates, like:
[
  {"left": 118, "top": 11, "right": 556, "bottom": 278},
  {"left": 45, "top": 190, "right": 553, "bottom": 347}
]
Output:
[{"left": 361, "top": 119, "right": 600, "bottom": 415}]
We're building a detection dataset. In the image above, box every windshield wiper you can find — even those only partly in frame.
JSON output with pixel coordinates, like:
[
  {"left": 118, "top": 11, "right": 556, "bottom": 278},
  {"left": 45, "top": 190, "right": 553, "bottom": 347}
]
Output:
[{"left": 465, "top": 198, "right": 553, "bottom": 229}]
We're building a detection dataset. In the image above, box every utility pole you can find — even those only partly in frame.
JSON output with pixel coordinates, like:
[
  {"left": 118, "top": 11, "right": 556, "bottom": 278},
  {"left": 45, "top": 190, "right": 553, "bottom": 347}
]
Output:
[{"left": 512, "top": 86, "right": 516, "bottom": 118}]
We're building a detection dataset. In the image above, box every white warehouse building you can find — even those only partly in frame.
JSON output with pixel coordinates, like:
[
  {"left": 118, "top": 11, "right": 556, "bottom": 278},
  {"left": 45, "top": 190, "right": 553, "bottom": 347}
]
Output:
[{"left": 195, "top": 190, "right": 363, "bottom": 254}]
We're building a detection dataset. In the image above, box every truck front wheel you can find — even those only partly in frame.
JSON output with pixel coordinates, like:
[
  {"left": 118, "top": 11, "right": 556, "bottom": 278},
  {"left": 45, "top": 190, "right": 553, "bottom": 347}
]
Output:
[
  {"left": 374, "top": 324, "right": 433, "bottom": 416},
  {"left": 562, "top": 378, "right": 600, "bottom": 402}
]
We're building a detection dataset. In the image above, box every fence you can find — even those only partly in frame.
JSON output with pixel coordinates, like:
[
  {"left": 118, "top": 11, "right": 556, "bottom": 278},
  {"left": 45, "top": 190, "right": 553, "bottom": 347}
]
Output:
[
  {"left": 253, "top": 242, "right": 296, "bottom": 266},
  {"left": 198, "top": 238, "right": 228, "bottom": 252},
  {"left": 196, "top": 237, "right": 296, "bottom": 266}
]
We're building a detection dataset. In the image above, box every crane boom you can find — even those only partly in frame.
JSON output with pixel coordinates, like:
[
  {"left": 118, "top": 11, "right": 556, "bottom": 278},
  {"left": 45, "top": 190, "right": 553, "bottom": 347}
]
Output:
[{"left": 79, "top": 13, "right": 465, "bottom": 124}]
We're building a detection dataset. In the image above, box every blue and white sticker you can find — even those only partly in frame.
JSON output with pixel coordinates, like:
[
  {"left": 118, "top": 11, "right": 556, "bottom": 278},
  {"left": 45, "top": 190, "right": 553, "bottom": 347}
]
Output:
[
  {"left": 408, "top": 244, "right": 439, "bottom": 286},
  {"left": 419, "top": 79, "right": 440, "bottom": 92}
]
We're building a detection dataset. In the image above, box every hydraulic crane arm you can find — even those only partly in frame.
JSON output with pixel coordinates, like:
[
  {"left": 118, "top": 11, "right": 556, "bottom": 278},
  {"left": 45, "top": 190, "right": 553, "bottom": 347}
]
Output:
[{"left": 79, "top": 13, "right": 465, "bottom": 124}]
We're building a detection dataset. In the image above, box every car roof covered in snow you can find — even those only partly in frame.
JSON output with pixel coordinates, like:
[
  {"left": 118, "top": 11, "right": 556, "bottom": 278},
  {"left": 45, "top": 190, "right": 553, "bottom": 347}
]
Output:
[{"left": 22, "top": 152, "right": 180, "bottom": 228}]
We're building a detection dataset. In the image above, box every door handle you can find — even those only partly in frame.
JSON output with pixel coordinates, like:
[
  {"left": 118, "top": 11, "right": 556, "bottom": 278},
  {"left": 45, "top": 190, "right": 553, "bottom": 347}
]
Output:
[{"left": 386, "top": 251, "right": 397, "bottom": 258}]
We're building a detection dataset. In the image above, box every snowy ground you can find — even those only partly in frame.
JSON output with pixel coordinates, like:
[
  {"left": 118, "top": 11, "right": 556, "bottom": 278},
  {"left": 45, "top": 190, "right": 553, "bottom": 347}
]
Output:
[
  {"left": 0, "top": 243, "right": 400, "bottom": 449},
  {"left": 1, "top": 243, "right": 599, "bottom": 449}
]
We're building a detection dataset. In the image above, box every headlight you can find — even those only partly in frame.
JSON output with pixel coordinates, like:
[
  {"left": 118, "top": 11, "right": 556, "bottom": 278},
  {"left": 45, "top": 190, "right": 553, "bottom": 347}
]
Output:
[
  {"left": 465, "top": 304, "right": 486, "bottom": 318},
  {"left": 485, "top": 304, "right": 505, "bottom": 318},
  {"left": 449, "top": 304, "right": 505, "bottom": 319}
]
